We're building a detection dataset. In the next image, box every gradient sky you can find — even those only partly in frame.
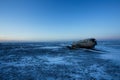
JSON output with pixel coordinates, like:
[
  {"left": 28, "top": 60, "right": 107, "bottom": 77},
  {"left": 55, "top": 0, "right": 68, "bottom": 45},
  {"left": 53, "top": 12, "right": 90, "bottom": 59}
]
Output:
[{"left": 0, "top": 0, "right": 120, "bottom": 41}]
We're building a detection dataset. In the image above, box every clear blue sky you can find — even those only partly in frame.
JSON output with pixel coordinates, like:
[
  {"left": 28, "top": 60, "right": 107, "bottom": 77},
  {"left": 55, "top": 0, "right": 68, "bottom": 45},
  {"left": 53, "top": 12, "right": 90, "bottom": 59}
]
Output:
[{"left": 0, "top": 0, "right": 120, "bottom": 41}]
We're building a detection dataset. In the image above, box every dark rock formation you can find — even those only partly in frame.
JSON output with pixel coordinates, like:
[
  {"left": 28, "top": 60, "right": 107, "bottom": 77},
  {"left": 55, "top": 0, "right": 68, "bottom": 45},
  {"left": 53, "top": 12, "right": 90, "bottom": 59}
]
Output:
[{"left": 67, "top": 38, "right": 97, "bottom": 49}]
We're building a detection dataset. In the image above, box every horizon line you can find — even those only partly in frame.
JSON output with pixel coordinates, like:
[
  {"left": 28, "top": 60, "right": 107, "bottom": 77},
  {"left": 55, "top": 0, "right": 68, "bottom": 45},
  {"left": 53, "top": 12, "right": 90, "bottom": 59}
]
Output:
[{"left": 0, "top": 38, "right": 120, "bottom": 42}]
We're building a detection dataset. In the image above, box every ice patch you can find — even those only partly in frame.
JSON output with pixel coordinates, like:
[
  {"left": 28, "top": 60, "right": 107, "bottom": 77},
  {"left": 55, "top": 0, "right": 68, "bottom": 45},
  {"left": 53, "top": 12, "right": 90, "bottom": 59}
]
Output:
[
  {"left": 40, "top": 46, "right": 61, "bottom": 49},
  {"left": 101, "top": 51, "right": 120, "bottom": 65},
  {"left": 0, "top": 56, "right": 36, "bottom": 67},
  {"left": 0, "top": 56, "right": 69, "bottom": 67},
  {"left": 99, "top": 46, "right": 120, "bottom": 65},
  {"left": 46, "top": 57, "right": 65, "bottom": 64},
  {"left": 37, "top": 56, "right": 68, "bottom": 64},
  {"left": 89, "top": 64, "right": 112, "bottom": 80},
  {"left": 0, "top": 56, "right": 47, "bottom": 67}
]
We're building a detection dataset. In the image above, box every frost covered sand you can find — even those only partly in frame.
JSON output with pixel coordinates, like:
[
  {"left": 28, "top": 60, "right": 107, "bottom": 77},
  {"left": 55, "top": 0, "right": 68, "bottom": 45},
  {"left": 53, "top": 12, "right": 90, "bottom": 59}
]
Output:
[{"left": 0, "top": 41, "right": 120, "bottom": 80}]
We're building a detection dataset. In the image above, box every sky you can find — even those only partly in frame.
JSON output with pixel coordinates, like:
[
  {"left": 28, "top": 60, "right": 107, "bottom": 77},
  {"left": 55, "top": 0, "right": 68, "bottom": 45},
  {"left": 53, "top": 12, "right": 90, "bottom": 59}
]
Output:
[{"left": 0, "top": 0, "right": 120, "bottom": 41}]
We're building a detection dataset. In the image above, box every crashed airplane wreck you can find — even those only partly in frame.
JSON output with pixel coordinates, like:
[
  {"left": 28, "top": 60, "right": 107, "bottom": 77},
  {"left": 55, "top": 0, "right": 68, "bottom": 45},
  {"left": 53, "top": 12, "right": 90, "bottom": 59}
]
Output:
[{"left": 67, "top": 38, "right": 97, "bottom": 49}]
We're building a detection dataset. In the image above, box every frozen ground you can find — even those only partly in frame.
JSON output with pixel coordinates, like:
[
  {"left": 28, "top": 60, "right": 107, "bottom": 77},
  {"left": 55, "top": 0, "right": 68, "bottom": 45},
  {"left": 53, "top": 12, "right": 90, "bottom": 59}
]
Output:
[{"left": 0, "top": 41, "right": 120, "bottom": 80}]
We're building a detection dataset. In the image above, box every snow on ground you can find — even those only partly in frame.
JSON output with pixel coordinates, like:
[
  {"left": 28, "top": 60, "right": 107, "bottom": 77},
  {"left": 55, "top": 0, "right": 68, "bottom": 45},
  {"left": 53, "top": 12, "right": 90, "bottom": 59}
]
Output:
[{"left": 0, "top": 42, "right": 120, "bottom": 80}]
